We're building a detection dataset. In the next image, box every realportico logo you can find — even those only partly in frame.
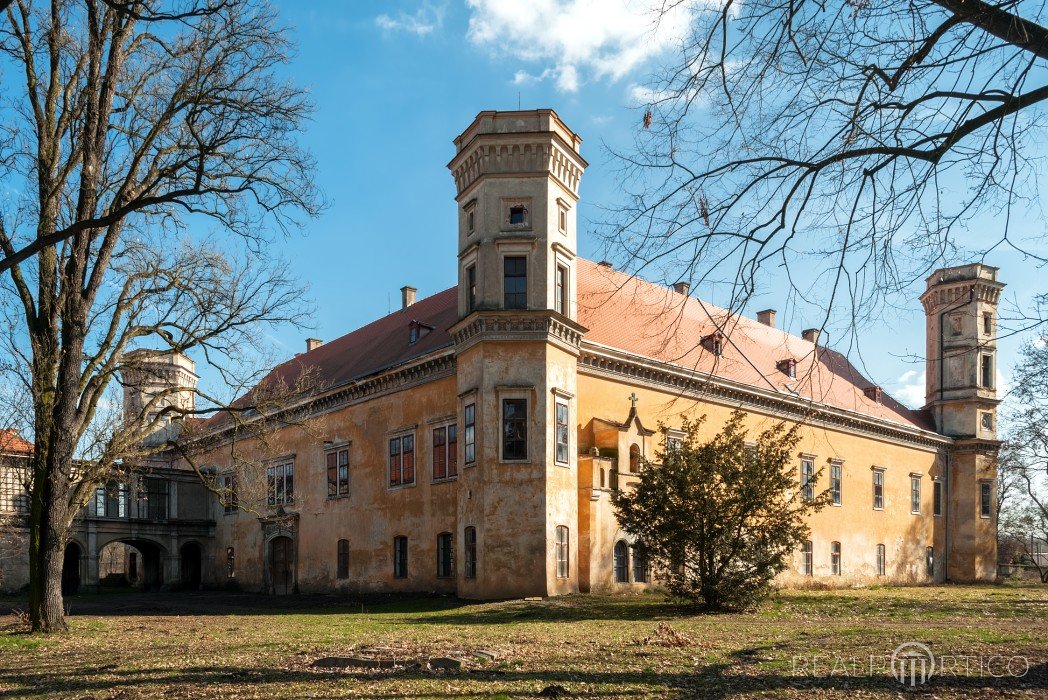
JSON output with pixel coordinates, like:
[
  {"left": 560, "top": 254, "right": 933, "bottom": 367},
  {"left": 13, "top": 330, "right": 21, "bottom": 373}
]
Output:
[
  {"left": 791, "top": 641, "right": 1031, "bottom": 686},
  {"left": 891, "top": 642, "right": 935, "bottom": 686}
]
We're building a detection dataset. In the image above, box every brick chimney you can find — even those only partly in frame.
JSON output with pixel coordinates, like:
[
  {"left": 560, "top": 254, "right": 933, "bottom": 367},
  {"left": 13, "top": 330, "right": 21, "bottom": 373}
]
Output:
[
  {"left": 756, "top": 309, "right": 776, "bottom": 328},
  {"left": 401, "top": 286, "right": 417, "bottom": 309},
  {"left": 673, "top": 281, "right": 691, "bottom": 296},
  {"left": 802, "top": 328, "right": 820, "bottom": 344},
  {"left": 305, "top": 338, "right": 322, "bottom": 353}
]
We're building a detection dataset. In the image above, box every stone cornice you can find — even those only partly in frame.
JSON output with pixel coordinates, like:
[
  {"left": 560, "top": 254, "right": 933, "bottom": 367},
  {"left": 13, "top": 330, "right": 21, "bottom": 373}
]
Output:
[
  {"left": 450, "top": 310, "right": 587, "bottom": 356},
  {"left": 578, "top": 343, "right": 952, "bottom": 452},
  {"left": 448, "top": 136, "right": 585, "bottom": 200}
]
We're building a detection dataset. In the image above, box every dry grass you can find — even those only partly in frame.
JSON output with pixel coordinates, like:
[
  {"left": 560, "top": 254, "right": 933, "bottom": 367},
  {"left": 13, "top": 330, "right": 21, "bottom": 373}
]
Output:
[{"left": 0, "top": 583, "right": 1045, "bottom": 698}]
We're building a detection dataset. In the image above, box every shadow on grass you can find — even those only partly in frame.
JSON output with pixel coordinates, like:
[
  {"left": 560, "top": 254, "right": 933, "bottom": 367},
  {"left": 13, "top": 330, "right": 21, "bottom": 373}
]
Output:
[{"left": 0, "top": 657, "right": 1042, "bottom": 699}]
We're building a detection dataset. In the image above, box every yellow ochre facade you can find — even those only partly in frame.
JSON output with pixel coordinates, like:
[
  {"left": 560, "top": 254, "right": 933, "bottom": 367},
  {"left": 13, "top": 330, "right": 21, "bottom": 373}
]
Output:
[{"left": 171, "top": 110, "right": 1001, "bottom": 597}]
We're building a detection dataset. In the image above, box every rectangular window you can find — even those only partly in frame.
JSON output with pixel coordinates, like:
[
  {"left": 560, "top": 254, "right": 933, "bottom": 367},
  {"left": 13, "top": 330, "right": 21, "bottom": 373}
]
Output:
[
  {"left": 393, "top": 536, "right": 408, "bottom": 578},
  {"left": 831, "top": 541, "right": 841, "bottom": 576},
  {"left": 558, "top": 207, "right": 567, "bottom": 233},
  {"left": 555, "top": 400, "right": 569, "bottom": 465},
  {"left": 337, "top": 539, "right": 349, "bottom": 580},
  {"left": 503, "top": 256, "right": 527, "bottom": 309},
  {"left": 437, "top": 532, "right": 453, "bottom": 577},
  {"left": 983, "top": 312, "right": 992, "bottom": 335},
  {"left": 911, "top": 476, "right": 921, "bottom": 514},
  {"left": 0, "top": 466, "right": 28, "bottom": 515},
  {"left": 876, "top": 544, "right": 886, "bottom": 576},
  {"left": 326, "top": 448, "right": 349, "bottom": 498},
  {"left": 632, "top": 543, "right": 648, "bottom": 583},
  {"left": 389, "top": 435, "right": 415, "bottom": 487},
  {"left": 802, "top": 540, "right": 813, "bottom": 576},
  {"left": 830, "top": 462, "right": 842, "bottom": 506},
  {"left": 433, "top": 427, "right": 447, "bottom": 480},
  {"left": 980, "top": 482, "right": 992, "bottom": 518},
  {"left": 555, "top": 265, "right": 568, "bottom": 315},
  {"left": 464, "top": 526, "right": 477, "bottom": 579},
  {"left": 800, "top": 457, "right": 815, "bottom": 503},
  {"left": 502, "top": 398, "right": 528, "bottom": 461},
  {"left": 464, "top": 404, "right": 476, "bottom": 465},
  {"left": 926, "top": 546, "right": 935, "bottom": 577},
  {"left": 266, "top": 462, "right": 294, "bottom": 506},
  {"left": 447, "top": 424, "right": 457, "bottom": 477},
  {"left": 467, "top": 265, "right": 477, "bottom": 313},
  {"left": 223, "top": 474, "right": 238, "bottom": 514},
  {"left": 467, "top": 208, "right": 475, "bottom": 234},
  {"left": 555, "top": 525, "right": 569, "bottom": 578},
  {"left": 933, "top": 480, "right": 943, "bottom": 516},
  {"left": 872, "top": 468, "right": 884, "bottom": 510},
  {"left": 981, "top": 354, "right": 993, "bottom": 388}
]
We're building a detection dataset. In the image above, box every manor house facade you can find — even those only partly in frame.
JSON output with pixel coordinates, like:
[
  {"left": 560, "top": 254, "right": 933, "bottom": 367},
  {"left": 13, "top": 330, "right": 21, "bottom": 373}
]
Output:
[{"left": 1, "top": 110, "right": 1002, "bottom": 596}]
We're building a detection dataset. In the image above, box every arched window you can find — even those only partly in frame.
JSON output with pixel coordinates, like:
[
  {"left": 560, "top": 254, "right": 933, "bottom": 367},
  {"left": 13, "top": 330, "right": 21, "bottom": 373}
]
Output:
[
  {"left": 437, "top": 532, "right": 453, "bottom": 578},
  {"left": 337, "top": 539, "right": 349, "bottom": 580},
  {"left": 632, "top": 542, "right": 648, "bottom": 583},
  {"left": 613, "top": 540, "right": 629, "bottom": 583},
  {"left": 629, "top": 444, "right": 641, "bottom": 473}
]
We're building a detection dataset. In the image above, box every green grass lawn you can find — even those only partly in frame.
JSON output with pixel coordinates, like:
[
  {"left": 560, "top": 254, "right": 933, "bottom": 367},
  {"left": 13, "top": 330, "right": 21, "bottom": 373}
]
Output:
[{"left": 0, "top": 584, "right": 1045, "bottom": 698}]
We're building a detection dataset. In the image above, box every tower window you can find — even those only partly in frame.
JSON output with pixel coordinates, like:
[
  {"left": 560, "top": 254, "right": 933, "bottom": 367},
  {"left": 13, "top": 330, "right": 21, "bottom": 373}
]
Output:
[
  {"left": 933, "top": 479, "right": 943, "bottom": 516},
  {"left": 509, "top": 205, "right": 527, "bottom": 225},
  {"left": 981, "top": 412, "right": 994, "bottom": 431},
  {"left": 980, "top": 481, "right": 992, "bottom": 518},
  {"left": 467, "top": 265, "right": 477, "bottom": 313},
  {"left": 555, "top": 525, "right": 570, "bottom": 578},
  {"left": 983, "top": 312, "right": 992, "bottom": 335},
  {"left": 467, "top": 209, "right": 475, "bottom": 234},
  {"left": 501, "top": 398, "right": 528, "bottom": 461},
  {"left": 464, "top": 403, "right": 476, "bottom": 465},
  {"left": 555, "top": 265, "right": 568, "bottom": 315},
  {"left": 980, "top": 354, "right": 993, "bottom": 388},
  {"left": 555, "top": 400, "right": 570, "bottom": 465},
  {"left": 504, "top": 257, "right": 527, "bottom": 309},
  {"left": 558, "top": 208, "right": 567, "bottom": 233}
]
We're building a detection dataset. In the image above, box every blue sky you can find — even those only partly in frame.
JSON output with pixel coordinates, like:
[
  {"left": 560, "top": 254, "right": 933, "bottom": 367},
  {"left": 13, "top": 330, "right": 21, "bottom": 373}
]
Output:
[{"left": 259, "top": 0, "right": 1046, "bottom": 409}]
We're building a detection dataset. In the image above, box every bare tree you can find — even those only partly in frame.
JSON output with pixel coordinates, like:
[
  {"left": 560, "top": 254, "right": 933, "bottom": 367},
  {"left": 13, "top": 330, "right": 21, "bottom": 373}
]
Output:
[
  {"left": 608, "top": 1, "right": 1048, "bottom": 331},
  {"left": 0, "top": 0, "right": 320, "bottom": 632},
  {"left": 999, "top": 299, "right": 1048, "bottom": 580}
]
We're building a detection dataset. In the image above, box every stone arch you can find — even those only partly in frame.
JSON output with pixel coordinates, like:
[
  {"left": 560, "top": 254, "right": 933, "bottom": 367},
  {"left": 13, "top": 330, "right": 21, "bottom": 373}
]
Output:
[{"left": 96, "top": 536, "right": 168, "bottom": 590}]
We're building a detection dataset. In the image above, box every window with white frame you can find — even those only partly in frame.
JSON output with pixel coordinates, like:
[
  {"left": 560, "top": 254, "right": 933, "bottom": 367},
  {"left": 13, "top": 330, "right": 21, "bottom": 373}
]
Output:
[
  {"left": 802, "top": 540, "right": 813, "bottom": 576},
  {"left": 830, "top": 461, "right": 842, "bottom": 506},
  {"left": 872, "top": 468, "right": 885, "bottom": 510},
  {"left": 464, "top": 403, "right": 476, "bottom": 465},
  {"left": 980, "top": 481, "right": 993, "bottom": 518},
  {"left": 432, "top": 424, "right": 458, "bottom": 480},
  {"left": 555, "top": 525, "right": 570, "bottom": 578},
  {"left": 266, "top": 461, "right": 294, "bottom": 506},
  {"left": 555, "top": 399, "right": 570, "bottom": 465},
  {"left": 910, "top": 475, "right": 922, "bottom": 514},
  {"left": 831, "top": 541, "right": 841, "bottom": 576},
  {"left": 800, "top": 457, "right": 815, "bottom": 503}
]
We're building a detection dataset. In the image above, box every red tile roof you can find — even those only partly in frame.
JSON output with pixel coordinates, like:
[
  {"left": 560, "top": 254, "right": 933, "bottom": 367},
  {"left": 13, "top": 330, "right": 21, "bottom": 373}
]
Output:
[
  {"left": 206, "top": 259, "right": 931, "bottom": 433},
  {"left": 0, "top": 429, "right": 33, "bottom": 455},
  {"left": 576, "top": 259, "right": 933, "bottom": 431}
]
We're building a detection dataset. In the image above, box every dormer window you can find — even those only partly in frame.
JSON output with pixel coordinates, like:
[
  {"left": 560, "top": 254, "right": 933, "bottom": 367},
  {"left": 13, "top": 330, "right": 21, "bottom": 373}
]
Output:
[
  {"left": 509, "top": 205, "right": 527, "bottom": 225},
  {"left": 701, "top": 332, "right": 724, "bottom": 357},
  {"left": 777, "top": 358, "right": 797, "bottom": 379},
  {"left": 408, "top": 320, "right": 433, "bottom": 345}
]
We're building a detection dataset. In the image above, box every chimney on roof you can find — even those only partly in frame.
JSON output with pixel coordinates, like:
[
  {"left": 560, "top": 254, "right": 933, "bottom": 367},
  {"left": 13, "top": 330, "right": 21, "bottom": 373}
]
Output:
[
  {"left": 598, "top": 260, "right": 613, "bottom": 268},
  {"left": 401, "top": 285, "right": 417, "bottom": 310},
  {"left": 305, "top": 338, "right": 323, "bottom": 353},
  {"left": 757, "top": 309, "right": 776, "bottom": 328},
  {"left": 863, "top": 386, "right": 883, "bottom": 403},
  {"left": 802, "top": 328, "right": 820, "bottom": 344},
  {"left": 673, "top": 281, "right": 691, "bottom": 296}
]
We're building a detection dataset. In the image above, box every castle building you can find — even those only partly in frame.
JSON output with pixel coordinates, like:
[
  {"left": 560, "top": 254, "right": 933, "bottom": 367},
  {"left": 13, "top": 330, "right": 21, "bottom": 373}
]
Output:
[{"left": 0, "top": 110, "right": 1001, "bottom": 595}]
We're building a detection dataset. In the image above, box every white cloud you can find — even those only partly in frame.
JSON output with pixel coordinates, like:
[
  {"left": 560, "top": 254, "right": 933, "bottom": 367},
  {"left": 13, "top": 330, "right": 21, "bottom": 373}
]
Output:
[
  {"left": 466, "top": 0, "right": 714, "bottom": 93},
  {"left": 628, "top": 83, "right": 674, "bottom": 106},
  {"left": 895, "top": 369, "right": 926, "bottom": 409},
  {"left": 376, "top": 2, "right": 445, "bottom": 37}
]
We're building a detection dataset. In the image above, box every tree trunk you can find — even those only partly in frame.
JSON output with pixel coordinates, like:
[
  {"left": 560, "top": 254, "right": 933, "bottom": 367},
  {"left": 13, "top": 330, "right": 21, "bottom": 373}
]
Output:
[{"left": 28, "top": 472, "right": 71, "bottom": 633}]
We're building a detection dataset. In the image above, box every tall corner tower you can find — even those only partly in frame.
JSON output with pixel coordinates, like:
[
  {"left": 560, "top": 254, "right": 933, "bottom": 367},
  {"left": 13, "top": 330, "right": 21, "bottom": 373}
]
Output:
[
  {"left": 447, "top": 110, "right": 588, "bottom": 599},
  {"left": 121, "top": 350, "right": 199, "bottom": 427},
  {"left": 920, "top": 264, "right": 1004, "bottom": 582}
]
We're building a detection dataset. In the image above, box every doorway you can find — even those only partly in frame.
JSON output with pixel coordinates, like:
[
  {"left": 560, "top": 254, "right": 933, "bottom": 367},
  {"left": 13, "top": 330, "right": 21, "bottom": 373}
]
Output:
[
  {"left": 269, "top": 536, "right": 293, "bottom": 595},
  {"left": 180, "top": 542, "right": 202, "bottom": 590},
  {"left": 61, "top": 542, "right": 81, "bottom": 595}
]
